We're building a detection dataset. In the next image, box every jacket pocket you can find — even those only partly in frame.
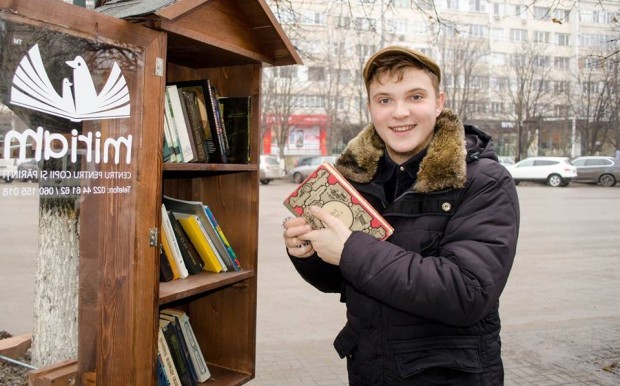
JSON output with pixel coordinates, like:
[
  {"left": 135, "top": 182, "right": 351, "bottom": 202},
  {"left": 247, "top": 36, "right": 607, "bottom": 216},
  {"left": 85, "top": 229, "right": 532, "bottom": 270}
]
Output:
[
  {"left": 391, "top": 336, "right": 482, "bottom": 378},
  {"left": 333, "top": 324, "right": 358, "bottom": 359}
]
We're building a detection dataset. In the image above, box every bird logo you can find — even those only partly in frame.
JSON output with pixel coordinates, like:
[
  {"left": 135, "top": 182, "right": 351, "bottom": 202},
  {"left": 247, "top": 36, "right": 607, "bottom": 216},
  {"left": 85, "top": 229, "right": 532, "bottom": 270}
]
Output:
[{"left": 10, "top": 44, "right": 130, "bottom": 122}]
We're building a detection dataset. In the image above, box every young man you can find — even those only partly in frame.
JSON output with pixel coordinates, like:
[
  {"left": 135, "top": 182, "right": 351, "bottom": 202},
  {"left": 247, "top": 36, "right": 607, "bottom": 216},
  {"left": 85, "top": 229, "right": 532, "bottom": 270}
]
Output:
[{"left": 283, "top": 46, "right": 519, "bottom": 385}]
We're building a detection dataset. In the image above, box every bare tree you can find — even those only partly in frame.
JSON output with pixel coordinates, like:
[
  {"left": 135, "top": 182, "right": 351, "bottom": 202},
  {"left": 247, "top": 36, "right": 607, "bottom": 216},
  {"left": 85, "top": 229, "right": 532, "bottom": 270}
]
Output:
[
  {"left": 434, "top": 27, "right": 489, "bottom": 122},
  {"left": 505, "top": 42, "right": 555, "bottom": 160}
]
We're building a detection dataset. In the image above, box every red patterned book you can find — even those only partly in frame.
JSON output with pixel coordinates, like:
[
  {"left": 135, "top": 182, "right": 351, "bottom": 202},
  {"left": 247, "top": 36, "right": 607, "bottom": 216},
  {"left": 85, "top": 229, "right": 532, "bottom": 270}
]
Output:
[{"left": 283, "top": 162, "right": 394, "bottom": 240}]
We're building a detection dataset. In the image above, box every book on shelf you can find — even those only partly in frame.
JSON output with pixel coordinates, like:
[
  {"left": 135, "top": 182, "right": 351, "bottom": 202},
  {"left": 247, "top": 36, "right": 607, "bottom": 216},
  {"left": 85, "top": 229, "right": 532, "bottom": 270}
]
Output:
[
  {"left": 158, "top": 321, "right": 182, "bottom": 386},
  {"left": 174, "top": 213, "right": 225, "bottom": 273},
  {"left": 160, "top": 313, "right": 199, "bottom": 385},
  {"left": 159, "top": 242, "right": 175, "bottom": 282},
  {"left": 160, "top": 219, "right": 181, "bottom": 281},
  {"left": 165, "top": 84, "right": 195, "bottom": 163},
  {"left": 167, "top": 210, "right": 205, "bottom": 275},
  {"left": 174, "top": 79, "right": 228, "bottom": 163},
  {"left": 283, "top": 162, "right": 394, "bottom": 241},
  {"left": 178, "top": 87, "right": 209, "bottom": 163},
  {"left": 161, "top": 309, "right": 211, "bottom": 383},
  {"left": 163, "top": 102, "right": 181, "bottom": 163},
  {"left": 157, "top": 353, "right": 170, "bottom": 386},
  {"left": 163, "top": 195, "right": 240, "bottom": 272},
  {"left": 220, "top": 96, "right": 251, "bottom": 164},
  {"left": 160, "top": 317, "right": 194, "bottom": 386},
  {"left": 204, "top": 205, "right": 241, "bottom": 271},
  {"left": 161, "top": 203, "right": 190, "bottom": 279},
  {"left": 173, "top": 82, "right": 217, "bottom": 162}
]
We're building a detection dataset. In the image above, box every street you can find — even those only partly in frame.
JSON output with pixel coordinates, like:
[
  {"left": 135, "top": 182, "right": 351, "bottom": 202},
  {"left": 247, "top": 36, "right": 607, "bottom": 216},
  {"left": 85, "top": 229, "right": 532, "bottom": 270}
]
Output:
[{"left": 1, "top": 180, "right": 619, "bottom": 384}]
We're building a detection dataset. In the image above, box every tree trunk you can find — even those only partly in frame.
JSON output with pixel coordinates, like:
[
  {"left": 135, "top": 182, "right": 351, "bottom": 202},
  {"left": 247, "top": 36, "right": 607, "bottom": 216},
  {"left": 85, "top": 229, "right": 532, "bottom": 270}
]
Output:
[{"left": 31, "top": 199, "right": 79, "bottom": 368}]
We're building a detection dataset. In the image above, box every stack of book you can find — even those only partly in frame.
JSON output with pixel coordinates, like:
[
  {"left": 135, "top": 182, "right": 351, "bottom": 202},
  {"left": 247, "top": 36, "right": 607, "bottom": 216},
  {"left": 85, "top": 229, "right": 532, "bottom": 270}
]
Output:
[
  {"left": 163, "top": 78, "right": 251, "bottom": 165},
  {"left": 158, "top": 308, "right": 211, "bottom": 386},
  {"left": 159, "top": 195, "right": 241, "bottom": 282}
]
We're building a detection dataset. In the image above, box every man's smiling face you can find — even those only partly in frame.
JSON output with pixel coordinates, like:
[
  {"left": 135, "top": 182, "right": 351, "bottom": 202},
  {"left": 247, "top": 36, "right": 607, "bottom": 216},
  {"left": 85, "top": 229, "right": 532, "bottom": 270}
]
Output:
[{"left": 367, "top": 66, "right": 445, "bottom": 165}]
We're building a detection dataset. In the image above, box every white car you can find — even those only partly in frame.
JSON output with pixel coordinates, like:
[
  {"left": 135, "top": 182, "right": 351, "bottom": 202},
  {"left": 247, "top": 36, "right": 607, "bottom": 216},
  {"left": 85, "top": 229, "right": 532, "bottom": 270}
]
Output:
[
  {"left": 0, "top": 159, "right": 17, "bottom": 183},
  {"left": 259, "top": 155, "right": 285, "bottom": 185},
  {"left": 505, "top": 156, "right": 577, "bottom": 187}
]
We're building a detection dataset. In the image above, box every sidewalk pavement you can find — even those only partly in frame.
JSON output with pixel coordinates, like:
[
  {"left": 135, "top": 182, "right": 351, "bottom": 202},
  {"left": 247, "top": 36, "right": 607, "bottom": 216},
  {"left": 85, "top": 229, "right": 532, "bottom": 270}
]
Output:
[{"left": 250, "top": 181, "right": 620, "bottom": 385}]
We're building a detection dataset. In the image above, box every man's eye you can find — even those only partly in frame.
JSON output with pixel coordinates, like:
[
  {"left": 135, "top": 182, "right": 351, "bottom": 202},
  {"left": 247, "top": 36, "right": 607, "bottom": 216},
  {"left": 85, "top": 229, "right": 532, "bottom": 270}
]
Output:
[
  {"left": 411, "top": 95, "right": 423, "bottom": 101},
  {"left": 378, "top": 98, "right": 390, "bottom": 104}
]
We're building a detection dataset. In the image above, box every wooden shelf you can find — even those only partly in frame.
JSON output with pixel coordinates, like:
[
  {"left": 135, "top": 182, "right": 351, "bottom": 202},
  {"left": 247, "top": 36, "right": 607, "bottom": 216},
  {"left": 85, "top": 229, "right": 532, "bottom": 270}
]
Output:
[
  {"left": 199, "top": 364, "right": 252, "bottom": 386},
  {"left": 159, "top": 271, "right": 255, "bottom": 305},
  {"left": 163, "top": 163, "right": 258, "bottom": 173}
]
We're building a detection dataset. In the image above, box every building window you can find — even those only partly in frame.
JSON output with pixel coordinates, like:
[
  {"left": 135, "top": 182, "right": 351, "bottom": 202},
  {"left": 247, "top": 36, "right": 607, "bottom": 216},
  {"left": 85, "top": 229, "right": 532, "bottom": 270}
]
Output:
[
  {"left": 553, "top": 9, "right": 570, "bottom": 23},
  {"left": 301, "top": 11, "right": 326, "bottom": 26},
  {"left": 554, "top": 57, "right": 570, "bottom": 69},
  {"left": 308, "top": 67, "right": 325, "bottom": 82},
  {"left": 533, "top": 6, "right": 550, "bottom": 21},
  {"left": 510, "top": 28, "right": 528, "bottom": 42},
  {"left": 533, "top": 55, "right": 550, "bottom": 68},
  {"left": 555, "top": 33, "right": 570, "bottom": 46},
  {"left": 446, "top": 0, "right": 460, "bottom": 11},
  {"left": 554, "top": 81, "right": 569, "bottom": 93},
  {"left": 335, "top": 16, "right": 351, "bottom": 29},
  {"left": 533, "top": 31, "right": 550, "bottom": 43},
  {"left": 469, "top": 0, "right": 486, "bottom": 12},
  {"left": 356, "top": 44, "right": 376, "bottom": 58},
  {"left": 354, "top": 17, "right": 376, "bottom": 31}
]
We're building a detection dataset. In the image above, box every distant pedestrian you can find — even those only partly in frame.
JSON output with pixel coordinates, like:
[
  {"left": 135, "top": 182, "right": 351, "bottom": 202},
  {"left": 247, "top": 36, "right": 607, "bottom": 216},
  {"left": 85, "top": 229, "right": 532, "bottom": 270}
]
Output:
[{"left": 283, "top": 46, "right": 520, "bottom": 385}]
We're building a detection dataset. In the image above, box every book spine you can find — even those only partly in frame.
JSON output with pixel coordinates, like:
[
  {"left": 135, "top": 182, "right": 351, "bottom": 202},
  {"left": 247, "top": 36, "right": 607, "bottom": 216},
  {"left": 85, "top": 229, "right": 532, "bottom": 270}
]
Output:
[
  {"left": 157, "top": 353, "right": 170, "bottom": 386},
  {"left": 158, "top": 327, "right": 182, "bottom": 386},
  {"left": 160, "top": 225, "right": 180, "bottom": 280},
  {"left": 164, "top": 89, "right": 183, "bottom": 162},
  {"left": 176, "top": 215, "right": 223, "bottom": 273},
  {"left": 168, "top": 211, "right": 204, "bottom": 275},
  {"left": 161, "top": 310, "right": 210, "bottom": 383},
  {"left": 159, "top": 243, "right": 175, "bottom": 282},
  {"left": 161, "top": 204, "right": 189, "bottom": 278},
  {"left": 166, "top": 85, "right": 195, "bottom": 163},
  {"left": 205, "top": 80, "right": 228, "bottom": 163},
  {"left": 180, "top": 89, "right": 209, "bottom": 163},
  {"left": 204, "top": 206, "right": 241, "bottom": 271},
  {"left": 194, "top": 215, "right": 229, "bottom": 272},
  {"left": 160, "top": 319, "right": 195, "bottom": 386},
  {"left": 161, "top": 314, "right": 199, "bottom": 385}
]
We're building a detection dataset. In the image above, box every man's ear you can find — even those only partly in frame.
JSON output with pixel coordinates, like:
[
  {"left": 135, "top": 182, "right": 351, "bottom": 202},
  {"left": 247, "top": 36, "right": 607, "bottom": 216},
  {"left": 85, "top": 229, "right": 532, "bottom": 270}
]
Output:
[{"left": 435, "top": 92, "right": 446, "bottom": 116}]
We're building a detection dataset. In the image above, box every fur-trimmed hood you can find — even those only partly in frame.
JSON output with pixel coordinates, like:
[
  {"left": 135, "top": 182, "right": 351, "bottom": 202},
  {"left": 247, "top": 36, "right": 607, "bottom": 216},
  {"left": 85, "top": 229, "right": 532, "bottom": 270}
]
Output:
[{"left": 335, "top": 109, "right": 468, "bottom": 193}]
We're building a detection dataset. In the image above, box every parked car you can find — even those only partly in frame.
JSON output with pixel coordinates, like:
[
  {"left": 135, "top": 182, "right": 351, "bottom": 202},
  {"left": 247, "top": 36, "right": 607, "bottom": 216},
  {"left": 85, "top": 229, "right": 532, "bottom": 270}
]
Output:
[
  {"left": 259, "top": 155, "right": 285, "bottom": 185},
  {"left": 498, "top": 156, "right": 515, "bottom": 166},
  {"left": 0, "top": 159, "right": 17, "bottom": 183},
  {"left": 571, "top": 156, "right": 620, "bottom": 187},
  {"left": 17, "top": 158, "right": 39, "bottom": 182},
  {"left": 287, "top": 155, "right": 338, "bottom": 183},
  {"left": 505, "top": 156, "right": 577, "bottom": 187}
]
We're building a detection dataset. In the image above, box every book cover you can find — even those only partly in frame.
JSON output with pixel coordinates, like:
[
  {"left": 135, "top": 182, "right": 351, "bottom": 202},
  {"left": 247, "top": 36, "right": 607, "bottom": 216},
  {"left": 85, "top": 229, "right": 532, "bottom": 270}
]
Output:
[
  {"left": 161, "top": 203, "right": 190, "bottom": 279},
  {"left": 160, "top": 313, "right": 198, "bottom": 385},
  {"left": 220, "top": 96, "right": 251, "bottom": 164},
  {"left": 204, "top": 205, "right": 241, "bottom": 271},
  {"left": 179, "top": 88, "right": 209, "bottom": 163},
  {"left": 167, "top": 210, "right": 205, "bottom": 275},
  {"left": 165, "top": 85, "right": 195, "bottom": 163},
  {"left": 158, "top": 322, "right": 182, "bottom": 386},
  {"left": 283, "top": 162, "right": 394, "bottom": 241},
  {"left": 175, "top": 213, "right": 224, "bottom": 273},
  {"left": 198, "top": 206, "right": 239, "bottom": 272},
  {"left": 160, "top": 318, "right": 194, "bottom": 386},
  {"left": 161, "top": 309, "right": 211, "bottom": 383},
  {"left": 175, "top": 79, "right": 228, "bottom": 163}
]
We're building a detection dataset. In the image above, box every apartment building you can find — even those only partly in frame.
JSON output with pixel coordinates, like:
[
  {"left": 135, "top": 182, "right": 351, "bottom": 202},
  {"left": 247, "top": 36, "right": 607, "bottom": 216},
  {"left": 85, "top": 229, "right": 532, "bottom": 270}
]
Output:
[{"left": 264, "top": 0, "right": 619, "bottom": 159}]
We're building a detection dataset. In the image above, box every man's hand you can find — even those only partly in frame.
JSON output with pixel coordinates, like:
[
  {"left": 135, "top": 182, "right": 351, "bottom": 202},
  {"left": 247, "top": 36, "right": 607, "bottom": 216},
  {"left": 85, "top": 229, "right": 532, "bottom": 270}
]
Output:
[
  {"left": 299, "top": 206, "right": 352, "bottom": 266},
  {"left": 283, "top": 216, "right": 315, "bottom": 258}
]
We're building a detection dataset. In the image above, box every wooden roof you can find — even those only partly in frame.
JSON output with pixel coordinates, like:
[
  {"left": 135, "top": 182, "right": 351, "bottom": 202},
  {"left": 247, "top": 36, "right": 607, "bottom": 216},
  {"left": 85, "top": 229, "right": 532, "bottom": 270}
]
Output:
[{"left": 97, "top": 0, "right": 302, "bottom": 68}]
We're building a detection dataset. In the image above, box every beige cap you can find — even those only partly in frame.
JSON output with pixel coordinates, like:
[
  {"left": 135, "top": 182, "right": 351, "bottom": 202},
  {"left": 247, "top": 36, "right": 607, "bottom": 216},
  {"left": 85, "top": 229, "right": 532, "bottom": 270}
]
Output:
[{"left": 363, "top": 46, "right": 441, "bottom": 85}]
